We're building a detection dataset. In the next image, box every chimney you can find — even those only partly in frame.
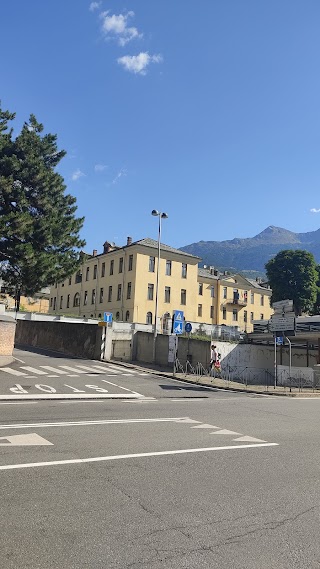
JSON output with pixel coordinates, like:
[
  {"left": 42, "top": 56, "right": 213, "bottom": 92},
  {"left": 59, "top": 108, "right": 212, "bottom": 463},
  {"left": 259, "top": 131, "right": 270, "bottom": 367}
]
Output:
[
  {"left": 127, "top": 236, "right": 132, "bottom": 246},
  {"left": 210, "top": 266, "right": 214, "bottom": 275},
  {"left": 92, "top": 249, "right": 97, "bottom": 257},
  {"left": 103, "top": 241, "right": 113, "bottom": 254}
]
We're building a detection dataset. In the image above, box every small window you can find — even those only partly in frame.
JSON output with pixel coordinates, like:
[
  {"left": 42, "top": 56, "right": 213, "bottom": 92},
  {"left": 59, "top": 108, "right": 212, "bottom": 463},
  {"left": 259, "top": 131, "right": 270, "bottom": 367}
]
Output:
[
  {"left": 116, "top": 311, "right": 120, "bottom": 321},
  {"left": 244, "top": 310, "right": 247, "bottom": 323},
  {"left": 73, "top": 293, "right": 80, "bottom": 308},
  {"left": 128, "top": 255, "right": 133, "bottom": 271},
  {"left": 99, "top": 288, "right": 104, "bottom": 303},
  {"left": 164, "top": 286, "right": 171, "bottom": 303},
  {"left": 119, "top": 257, "right": 123, "bottom": 273},
  {"left": 198, "top": 304, "right": 202, "bottom": 317},
  {"left": 181, "top": 289, "right": 186, "bottom": 305},
  {"left": 108, "top": 286, "right": 112, "bottom": 302},
  {"left": 117, "top": 284, "right": 122, "bottom": 301},
  {"left": 127, "top": 282, "right": 131, "bottom": 299},
  {"left": 232, "top": 309, "right": 238, "bottom": 322},
  {"left": 260, "top": 313, "right": 264, "bottom": 320},
  {"left": 222, "top": 307, "right": 227, "bottom": 320},
  {"left": 125, "top": 310, "right": 130, "bottom": 322},
  {"left": 146, "top": 311, "right": 152, "bottom": 325},
  {"left": 211, "top": 286, "right": 215, "bottom": 298},
  {"left": 54, "top": 283, "right": 57, "bottom": 289},
  {"left": 110, "top": 260, "right": 114, "bottom": 275},
  {"left": 198, "top": 283, "right": 203, "bottom": 295},
  {"left": 148, "top": 283, "right": 154, "bottom": 301},
  {"left": 91, "top": 289, "right": 96, "bottom": 304},
  {"left": 50, "top": 298, "right": 53, "bottom": 307},
  {"left": 93, "top": 265, "right": 97, "bottom": 279},
  {"left": 182, "top": 263, "right": 187, "bottom": 278},
  {"left": 260, "top": 295, "right": 264, "bottom": 306},
  {"left": 244, "top": 290, "right": 248, "bottom": 302},
  {"left": 84, "top": 291, "right": 88, "bottom": 306},
  {"left": 68, "top": 277, "right": 72, "bottom": 285},
  {"left": 250, "top": 312, "right": 254, "bottom": 322},
  {"left": 60, "top": 296, "right": 63, "bottom": 309},
  {"left": 53, "top": 297, "right": 57, "bottom": 310},
  {"left": 166, "top": 260, "right": 172, "bottom": 276},
  {"left": 61, "top": 282, "right": 64, "bottom": 287},
  {"left": 251, "top": 292, "right": 254, "bottom": 304},
  {"left": 86, "top": 267, "right": 90, "bottom": 281},
  {"left": 75, "top": 270, "right": 82, "bottom": 284},
  {"left": 223, "top": 287, "right": 227, "bottom": 299},
  {"left": 210, "top": 306, "right": 214, "bottom": 319},
  {"left": 67, "top": 294, "right": 70, "bottom": 308},
  {"left": 101, "top": 262, "right": 105, "bottom": 277},
  {"left": 149, "top": 256, "right": 155, "bottom": 272}
]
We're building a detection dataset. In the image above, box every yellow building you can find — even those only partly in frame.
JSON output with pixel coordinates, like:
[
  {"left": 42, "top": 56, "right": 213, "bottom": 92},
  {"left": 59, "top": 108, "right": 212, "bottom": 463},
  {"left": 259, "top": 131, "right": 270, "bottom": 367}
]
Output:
[{"left": 49, "top": 237, "right": 273, "bottom": 332}]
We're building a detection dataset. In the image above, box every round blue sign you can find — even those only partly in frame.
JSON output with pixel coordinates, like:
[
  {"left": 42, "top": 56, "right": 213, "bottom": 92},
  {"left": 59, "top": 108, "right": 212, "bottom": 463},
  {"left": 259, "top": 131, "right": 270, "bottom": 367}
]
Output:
[{"left": 185, "top": 322, "right": 192, "bottom": 333}]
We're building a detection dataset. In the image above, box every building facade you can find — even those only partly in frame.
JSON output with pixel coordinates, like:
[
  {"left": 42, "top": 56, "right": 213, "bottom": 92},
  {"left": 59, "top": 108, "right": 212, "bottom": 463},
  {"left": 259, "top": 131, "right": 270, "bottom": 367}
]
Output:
[{"left": 49, "top": 237, "right": 273, "bottom": 332}]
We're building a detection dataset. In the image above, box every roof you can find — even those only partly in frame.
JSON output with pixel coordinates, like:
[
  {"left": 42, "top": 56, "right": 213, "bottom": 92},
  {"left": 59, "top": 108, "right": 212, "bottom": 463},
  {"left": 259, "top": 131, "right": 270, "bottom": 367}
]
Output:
[
  {"left": 198, "top": 268, "right": 219, "bottom": 280},
  {"left": 133, "top": 238, "right": 201, "bottom": 260},
  {"left": 246, "top": 278, "right": 270, "bottom": 291}
]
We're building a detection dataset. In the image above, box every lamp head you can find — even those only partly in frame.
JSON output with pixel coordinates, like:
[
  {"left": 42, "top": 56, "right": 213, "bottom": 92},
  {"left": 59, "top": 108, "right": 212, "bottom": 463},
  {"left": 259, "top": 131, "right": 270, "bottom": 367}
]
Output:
[
  {"left": 161, "top": 212, "right": 168, "bottom": 219},
  {"left": 151, "top": 209, "right": 159, "bottom": 216}
]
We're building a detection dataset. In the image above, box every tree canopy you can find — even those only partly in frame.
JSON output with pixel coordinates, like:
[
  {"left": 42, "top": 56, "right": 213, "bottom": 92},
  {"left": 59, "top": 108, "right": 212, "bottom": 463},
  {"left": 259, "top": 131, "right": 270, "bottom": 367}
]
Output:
[
  {"left": 0, "top": 106, "right": 85, "bottom": 296},
  {"left": 265, "top": 249, "right": 318, "bottom": 315}
]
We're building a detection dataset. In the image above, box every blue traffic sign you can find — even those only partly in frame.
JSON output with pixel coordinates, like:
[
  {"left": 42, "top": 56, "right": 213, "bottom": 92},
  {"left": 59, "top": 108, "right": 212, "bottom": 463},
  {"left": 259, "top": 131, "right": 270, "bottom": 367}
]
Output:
[
  {"left": 104, "top": 312, "right": 113, "bottom": 323},
  {"left": 173, "top": 321, "right": 183, "bottom": 334},
  {"left": 275, "top": 336, "right": 283, "bottom": 345},
  {"left": 185, "top": 322, "right": 192, "bottom": 333},
  {"left": 173, "top": 310, "right": 184, "bottom": 335},
  {"left": 173, "top": 310, "right": 184, "bottom": 322}
]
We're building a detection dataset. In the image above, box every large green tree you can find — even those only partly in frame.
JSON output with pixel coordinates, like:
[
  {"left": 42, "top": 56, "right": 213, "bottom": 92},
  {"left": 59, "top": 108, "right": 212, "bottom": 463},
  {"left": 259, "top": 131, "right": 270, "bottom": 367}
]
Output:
[
  {"left": 265, "top": 249, "right": 318, "bottom": 315},
  {"left": 0, "top": 106, "right": 85, "bottom": 298}
]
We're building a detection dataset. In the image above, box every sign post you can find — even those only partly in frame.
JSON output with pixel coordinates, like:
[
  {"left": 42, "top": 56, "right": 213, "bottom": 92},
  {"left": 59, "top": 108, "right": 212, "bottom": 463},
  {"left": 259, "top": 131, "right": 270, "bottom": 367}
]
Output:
[{"left": 168, "top": 335, "right": 178, "bottom": 376}]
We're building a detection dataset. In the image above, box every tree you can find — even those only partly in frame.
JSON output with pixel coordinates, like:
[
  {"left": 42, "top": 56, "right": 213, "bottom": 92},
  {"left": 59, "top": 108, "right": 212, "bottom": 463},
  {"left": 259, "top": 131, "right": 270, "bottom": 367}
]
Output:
[
  {"left": 265, "top": 250, "right": 318, "bottom": 315},
  {"left": 0, "top": 106, "right": 85, "bottom": 299}
]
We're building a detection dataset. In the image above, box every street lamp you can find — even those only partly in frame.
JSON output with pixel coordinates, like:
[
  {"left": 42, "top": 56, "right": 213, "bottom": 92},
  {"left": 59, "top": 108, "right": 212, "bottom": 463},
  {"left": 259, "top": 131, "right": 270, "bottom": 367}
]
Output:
[{"left": 151, "top": 209, "right": 168, "bottom": 362}]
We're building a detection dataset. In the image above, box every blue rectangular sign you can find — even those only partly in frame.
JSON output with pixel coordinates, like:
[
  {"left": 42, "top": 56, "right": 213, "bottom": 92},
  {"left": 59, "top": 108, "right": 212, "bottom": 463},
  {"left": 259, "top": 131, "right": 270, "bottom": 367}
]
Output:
[
  {"left": 173, "top": 310, "right": 184, "bottom": 334},
  {"left": 104, "top": 312, "right": 113, "bottom": 323}
]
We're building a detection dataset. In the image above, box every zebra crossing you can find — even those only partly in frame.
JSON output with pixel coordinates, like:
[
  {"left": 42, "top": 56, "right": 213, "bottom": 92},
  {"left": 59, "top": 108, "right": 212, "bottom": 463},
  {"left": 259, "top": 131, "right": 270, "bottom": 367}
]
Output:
[{"left": 0, "top": 363, "right": 150, "bottom": 379}]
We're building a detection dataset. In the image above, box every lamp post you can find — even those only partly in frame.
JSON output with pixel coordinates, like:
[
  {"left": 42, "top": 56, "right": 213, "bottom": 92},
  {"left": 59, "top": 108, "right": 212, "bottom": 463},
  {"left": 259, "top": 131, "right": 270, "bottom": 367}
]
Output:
[{"left": 151, "top": 209, "right": 168, "bottom": 362}]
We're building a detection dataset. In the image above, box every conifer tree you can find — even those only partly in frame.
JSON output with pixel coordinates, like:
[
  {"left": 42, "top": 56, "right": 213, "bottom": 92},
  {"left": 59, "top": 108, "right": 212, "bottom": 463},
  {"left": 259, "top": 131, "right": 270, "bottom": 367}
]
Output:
[{"left": 0, "top": 106, "right": 85, "bottom": 299}]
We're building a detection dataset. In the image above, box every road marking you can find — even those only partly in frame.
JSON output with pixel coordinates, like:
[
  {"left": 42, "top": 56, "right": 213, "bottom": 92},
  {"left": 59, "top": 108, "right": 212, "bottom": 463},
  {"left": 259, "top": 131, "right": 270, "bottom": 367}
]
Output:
[
  {"left": 170, "top": 398, "right": 206, "bottom": 402},
  {"left": 40, "top": 366, "right": 67, "bottom": 375},
  {"left": 0, "top": 417, "right": 191, "bottom": 430},
  {"left": 20, "top": 367, "right": 48, "bottom": 375},
  {"left": 234, "top": 435, "right": 266, "bottom": 443},
  {"left": 0, "top": 443, "right": 279, "bottom": 471},
  {"left": 0, "top": 402, "right": 37, "bottom": 405},
  {"left": 47, "top": 375, "right": 59, "bottom": 378},
  {"left": 66, "top": 374, "right": 79, "bottom": 377},
  {"left": 122, "top": 373, "right": 136, "bottom": 376},
  {"left": 0, "top": 394, "right": 142, "bottom": 401},
  {"left": 0, "top": 433, "right": 53, "bottom": 446},
  {"left": 59, "top": 365, "right": 87, "bottom": 373},
  {"left": 211, "top": 429, "right": 242, "bottom": 436},
  {"left": 74, "top": 365, "right": 106, "bottom": 374},
  {"left": 13, "top": 356, "right": 25, "bottom": 363},
  {"left": 100, "top": 379, "right": 142, "bottom": 395},
  {"left": 1, "top": 368, "right": 27, "bottom": 376},
  {"left": 191, "top": 424, "right": 220, "bottom": 429},
  {"left": 107, "top": 364, "right": 135, "bottom": 374}
]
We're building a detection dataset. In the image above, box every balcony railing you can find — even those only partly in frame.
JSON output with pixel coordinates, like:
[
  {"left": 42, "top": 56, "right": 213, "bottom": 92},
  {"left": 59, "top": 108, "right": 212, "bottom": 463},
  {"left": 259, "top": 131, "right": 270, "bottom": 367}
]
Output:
[{"left": 223, "top": 297, "right": 248, "bottom": 306}]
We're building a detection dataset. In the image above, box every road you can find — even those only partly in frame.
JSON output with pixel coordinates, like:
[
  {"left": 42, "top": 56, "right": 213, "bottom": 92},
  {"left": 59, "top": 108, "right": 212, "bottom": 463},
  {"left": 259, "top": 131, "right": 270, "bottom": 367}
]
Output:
[{"left": 1, "top": 348, "right": 320, "bottom": 568}]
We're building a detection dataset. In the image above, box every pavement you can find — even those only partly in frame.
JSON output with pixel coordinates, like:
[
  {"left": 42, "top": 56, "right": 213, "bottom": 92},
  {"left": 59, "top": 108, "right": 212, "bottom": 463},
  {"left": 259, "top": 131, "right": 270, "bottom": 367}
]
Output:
[{"left": 2, "top": 347, "right": 320, "bottom": 567}]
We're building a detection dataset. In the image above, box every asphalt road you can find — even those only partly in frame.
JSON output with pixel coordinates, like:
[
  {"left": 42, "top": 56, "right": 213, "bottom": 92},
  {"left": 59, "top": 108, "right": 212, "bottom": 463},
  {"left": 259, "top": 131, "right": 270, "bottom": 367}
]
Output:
[{"left": 1, "top": 349, "right": 320, "bottom": 568}]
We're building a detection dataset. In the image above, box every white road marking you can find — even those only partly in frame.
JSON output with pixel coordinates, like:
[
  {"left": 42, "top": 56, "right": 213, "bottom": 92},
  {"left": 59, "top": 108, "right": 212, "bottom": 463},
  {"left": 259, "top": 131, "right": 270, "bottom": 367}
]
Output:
[
  {"left": 0, "top": 433, "right": 53, "bottom": 446},
  {"left": 25, "top": 376, "right": 36, "bottom": 379},
  {"left": 12, "top": 357, "right": 25, "bottom": 363},
  {"left": 100, "top": 379, "right": 142, "bottom": 395},
  {"left": 59, "top": 365, "right": 87, "bottom": 373},
  {"left": 40, "top": 366, "right": 67, "bottom": 375},
  {"left": 211, "top": 429, "right": 242, "bottom": 436},
  {"left": 124, "top": 399, "right": 158, "bottom": 403},
  {"left": 122, "top": 373, "right": 135, "bottom": 376},
  {"left": 234, "top": 435, "right": 266, "bottom": 443},
  {"left": 191, "top": 424, "right": 220, "bottom": 429},
  {"left": 0, "top": 394, "right": 142, "bottom": 401},
  {"left": 107, "top": 364, "right": 135, "bottom": 374},
  {"left": 1, "top": 368, "right": 27, "bottom": 376},
  {"left": 0, "top": 443, "right": 279, "bottom": 471},
  {"left": 66, "top": 374, "right": 79, "bottom": 377},
  {"left": 20, "top": 367, "right": 48, "bottom": 376},
  {"left": 47, "top": 375, "right": 59, "bottom": 378},
  {"left": 0, "top": 402, "right": 37, "bottom": 405},
  {"left": 0, "top": 417, "right": 191, "bottom": 430},
  {"left": 170, "top": 398, "right": 206, "bottom": 402},
  {"left": 74, "top": 365, "right": 106, "bottom": 374}
]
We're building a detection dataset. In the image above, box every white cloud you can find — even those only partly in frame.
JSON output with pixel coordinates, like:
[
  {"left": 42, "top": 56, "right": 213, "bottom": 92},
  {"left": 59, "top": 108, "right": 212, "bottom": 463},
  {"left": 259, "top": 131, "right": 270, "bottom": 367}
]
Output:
[
  {"left": 310, "top": 208, "right": 320, "bottom": 213},
  {"left": 117, "top": 52, "right": 163, "bottom": 75},
  {"left": 112, "top": 168, "right": 127, "bottom": 185},
  {"left": 89, "top": 2, "right": 100, "bottom": 11},
  {"left": 94, "top": 164, "right": 108, "bottom": 172},
  {"left": 71, "top": 169, "right": 85, "bottom": 181},
  {"left": 100, "top": 10, "right": 142, "bottom": 46}
]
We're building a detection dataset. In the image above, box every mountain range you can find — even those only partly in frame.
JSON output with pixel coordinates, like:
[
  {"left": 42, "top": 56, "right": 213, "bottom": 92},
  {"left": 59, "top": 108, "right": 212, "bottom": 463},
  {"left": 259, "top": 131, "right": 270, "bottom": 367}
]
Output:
[{"left": 180, "top": 226, "right": 320, "bottom": 274}]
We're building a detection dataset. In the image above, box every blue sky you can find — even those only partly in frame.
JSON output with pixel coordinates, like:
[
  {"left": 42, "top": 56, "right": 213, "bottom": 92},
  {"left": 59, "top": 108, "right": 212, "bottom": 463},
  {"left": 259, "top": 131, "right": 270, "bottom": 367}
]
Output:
[{"left": 1, "top": 1, "right": 320, "bottom": 253}]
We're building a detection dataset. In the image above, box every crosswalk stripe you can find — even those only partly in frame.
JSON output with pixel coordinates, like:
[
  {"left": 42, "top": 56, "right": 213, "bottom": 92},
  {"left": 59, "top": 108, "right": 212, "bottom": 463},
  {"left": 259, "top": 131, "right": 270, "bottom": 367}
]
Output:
[
  {"left": 40, "top": 366, "right": 67, "bottom": 375},
  {"left": 20, "top": 367, "right": 48, "bottom": 376},
  {"left": 107, "top": 364, "right": 135, "bottom": 374},
  {"left": 1, "top": 368, "right": 27, "bottom": 376},
  {"left": 90, "top": 365, "right": 117, "bottom": 374},
  {"left": 59, "top": 365, "right": 88, "bottom": 373},
  {"left": 73, "top": 365, "right": 106, "bottom": 374}
]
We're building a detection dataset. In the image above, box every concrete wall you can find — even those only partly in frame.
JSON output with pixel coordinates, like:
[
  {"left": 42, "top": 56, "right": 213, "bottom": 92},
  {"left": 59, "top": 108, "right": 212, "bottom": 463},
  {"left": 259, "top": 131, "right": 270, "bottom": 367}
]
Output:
[{"left": 15, "top": 320, "right": 102, "bottom": 360}]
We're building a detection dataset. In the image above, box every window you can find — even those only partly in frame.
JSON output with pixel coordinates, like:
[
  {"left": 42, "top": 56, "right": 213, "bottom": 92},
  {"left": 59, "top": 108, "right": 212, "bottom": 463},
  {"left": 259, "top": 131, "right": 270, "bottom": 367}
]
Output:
[
  {"left": 146, "top": 311, "right": 152, "bottom": 325},
  {"left": 223, "top": 287, "right": 227, "bottom": 299},
  {"left": 68, "top": 277, "right": 72, "bottom": 285},
  {"left": 84, "top": 291, "right": 88, "bottom": 306},
  {"left": 117, "top": 284, "right": 122, "bottom": 301},
  {"left": 149, "top": 256, "right": 155, "bottom": 272},
  {"left": 119, "top": 257, "right": 123, "bottom": 273},
  {"left": 244, "top": 290, "right": 248, "bottom": 303},
  {"left": 199, "top": 283, "right": 203, "bottom": 295},
  {"left": 127, "top": 282, "right": 131, "bottom": 299},
  {"left": 108, "top": 286, "right": 112, "bottom": 302},
  {"left": 260, "top": 313, "right": 264, "bottom": 320},
  {"left": 244, "top": 310, "right": 247, "bottom": 323},
  {"left": 166, "top": 260, "right": 172, "bottom": 276},
  {"left": 125, "top": 310, "right": 130, "bottom": 322},
  {"left": 233, "top": 289, "right": 239, "bottom": 303},
  {"left": 260, "top": 295, "right": 264, "bottom": 306},
  {"left": 211, "top": 286, "right": 215, "bottom": 298},
  {"left": 61, "top": 282, "right": 64, "bottom": 287},
  {"left": 86, "top": 267, "right": 90, "bottom": 281},
  {"left": 54, "top": 283, "right": 57, "bottom": 289},
  {"left": 75, "top": 270, "right": 82, "bottom": 284},
  {"left": 182, "top": 263, "right": 187, "bottom": 278},
  {"left": 91, "top": 289, "right": 96, "bottom": 305},
  {"left": 181, "top": 289, "right": 186, "bottom": 305},
  {"left": 222, "top": 307, "right": 226, "bottom": 320},
  {"left": 93, "top": 265, "right": 97, "bottom": 279},
  {"left": 50, "top": 298, "right": 52, "bottom": 307},
  {"left": 232, "top": 309, "right": 238, "bottom": 322},
  {"left": 251, "top": 292, "right": 254, "bottom": 304},
  {"left": 67, "top": 294, "right": 70, "bottom": 308},
  {"left": 101, "top": 262, "right": 105, "bottom": 277},
  {"left": 116, "top": 311, "right": 120, "bottom": 321},
  {"left": 148, "top": 283, "right": 154, "bottom": 301},
  {"left": 198, "top": 304, "right": 202, "bottom": 317},
  {"left": 53, "top": 297, "right": 56, "bottom": 310},
  {"left": 110, "top": 260, "right": 114, "bottom": 275},
  {"left": 60, "top": 296, "right": 63, "bottom": 309},
  {"left": 128, "top": 255, "right": 133, "bottom": 271},
  {"left": 250, "top": 312, "right": 254, "bottom": 322},
  {"left": 73, "top": 293, "right": 80, "bottom": 307},
  {"left": 210, "top": 305, "right": 214, "bottom": 319},
  {"left": 99, "top": 288, "right": 104, "bottom": 303},
  {"left": 164, "top": 286, "right": 171, "bottom": 303}
]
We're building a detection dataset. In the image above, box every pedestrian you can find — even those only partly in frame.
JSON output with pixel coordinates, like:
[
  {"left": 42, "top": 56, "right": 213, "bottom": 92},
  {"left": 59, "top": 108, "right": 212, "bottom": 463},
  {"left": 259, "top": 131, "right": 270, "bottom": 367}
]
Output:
[{"left": 210, "top": 344, "right": 218, "bottom": 374}]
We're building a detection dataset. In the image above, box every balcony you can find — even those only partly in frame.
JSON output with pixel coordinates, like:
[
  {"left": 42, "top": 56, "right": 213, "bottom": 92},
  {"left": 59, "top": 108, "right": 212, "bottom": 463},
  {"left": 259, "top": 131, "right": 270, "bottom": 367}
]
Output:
[{"left": 223, "top": 297, "right": 247, "bottom": 306}]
